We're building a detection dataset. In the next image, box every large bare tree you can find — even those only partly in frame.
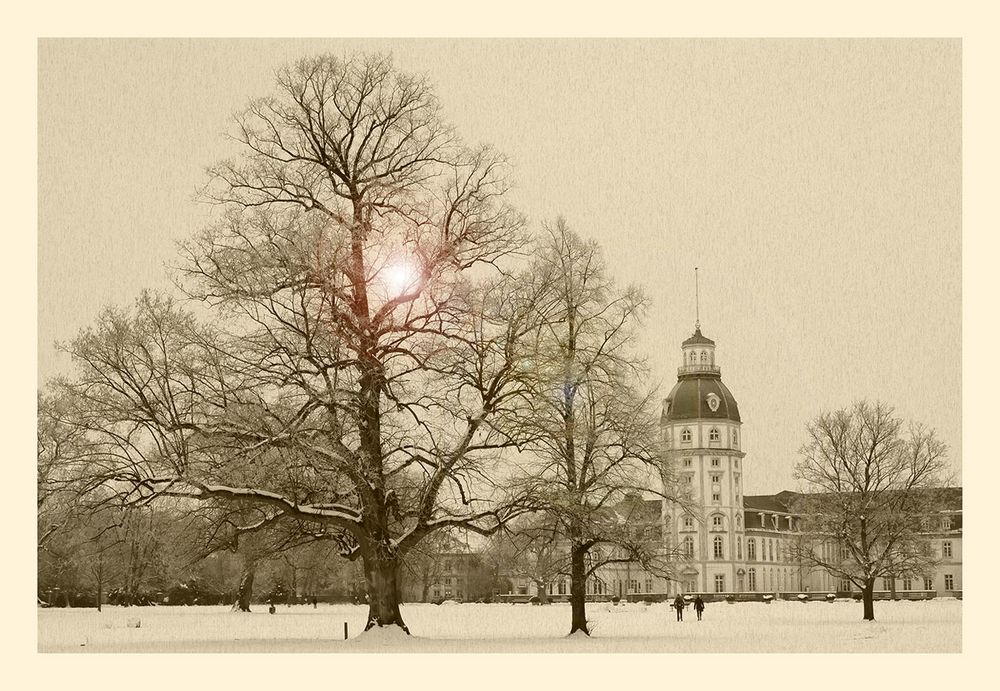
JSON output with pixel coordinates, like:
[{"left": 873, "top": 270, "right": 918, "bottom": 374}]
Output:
[
  {"left": 49, "top": 53, "right": 542, "bottom": 633},
  {"left": 505, "top": 219, "right": 679, "bottom": 635},
  {"left": 787, "top": 400, "right": 951, "bottom": 621}
]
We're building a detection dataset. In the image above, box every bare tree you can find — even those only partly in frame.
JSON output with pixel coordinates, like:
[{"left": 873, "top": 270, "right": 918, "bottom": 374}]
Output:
[
  {"left": 488, "top": 518, "right": 567, "bottom": 604},
  {"left": 787, "top": 400, "right": 951, "bottom": 621},
  {"left": 50, "top": 53, "right": 541, "bottom": 633},
  {"left": 504, "top": 219, "right": 678, "bottom": 635}
]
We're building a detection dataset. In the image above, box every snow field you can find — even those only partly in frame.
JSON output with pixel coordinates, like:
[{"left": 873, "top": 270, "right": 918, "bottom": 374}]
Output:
[{"left": 38, "top": 598, "right": 961, "bottom": 653}]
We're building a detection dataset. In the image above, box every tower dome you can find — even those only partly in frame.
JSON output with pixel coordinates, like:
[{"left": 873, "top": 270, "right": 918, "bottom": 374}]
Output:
[{"left": 663, "top": 327, "right": 741, "bottom": 423}]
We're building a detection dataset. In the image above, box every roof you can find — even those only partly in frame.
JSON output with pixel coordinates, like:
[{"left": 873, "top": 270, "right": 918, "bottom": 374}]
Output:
[
  {"left": 663, "top": 376, "right": 741, "bottom": 422},
  {"left": 743, "top": 494, "right": 793, "bottom": 513},
  {"left": 742, "top": 487, "right": 962, "bottom": 514},
  {"left": 609, "top": 495, "right": 662, "bottom": 523},
  {"left": 682, "top": 327, "right": 715, "bottom": 347}
]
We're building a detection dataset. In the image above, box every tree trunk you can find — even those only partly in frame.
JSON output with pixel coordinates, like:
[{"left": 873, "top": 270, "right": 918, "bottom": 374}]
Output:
[
  {"left": 862, "top": 578, "right": 876, "bottom": 621},
  {"left": 535, "top": 580, "right": 549, "bottom": 604},
  {"left": 363, "top": 552, "right": 408, "bottom": 632},
  {"left": 889, "top": 575, "right": 897, "bottom": 600},
  {"left": 232, "top": 564, "right": 256, "bottom": 612},
  {"left": 569, "top": 544, "right": 589, "bottom": 635}
]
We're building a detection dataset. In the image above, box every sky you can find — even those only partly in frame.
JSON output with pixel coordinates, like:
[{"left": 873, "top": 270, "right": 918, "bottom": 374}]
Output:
[{"left": 37, "top": 38, "right": 962, "bottom": 495}]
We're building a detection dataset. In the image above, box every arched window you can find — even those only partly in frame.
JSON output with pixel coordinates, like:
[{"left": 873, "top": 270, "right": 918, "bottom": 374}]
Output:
[
  {"left": 681, "top": 428, "right": 692, "bottom": 443},
  {"left": 713, "top": 535, "right": 724, "bottom": 559},
  {"left": 748, "top": 568, "right": 757, "bottom": 591},
  {"left": 700, "top": 350, "right": 707, "bottom": 362},
  {"left": 709, "top": 428, "right": 720, "bottom": 442},
  {"left": 737, "top": 539, "right": 742, "bottom": 559},
  {"left": 683, "top": 536, "right": 694, "bottom": 558},
  {"left": 689, "top": 351, "right": 697, "bottom": 364},
  {"left": 712, "top": 514, "right": 723, "bottom": 529},
  {"left": 747, "top": 538, "right": 756, "bottom": 560}
]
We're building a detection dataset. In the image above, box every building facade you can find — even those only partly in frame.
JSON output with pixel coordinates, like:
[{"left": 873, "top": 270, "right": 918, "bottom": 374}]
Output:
[
  {"left": 503, "top": 323, "right": 962, "bottom": 600},
  {"left": 659, "top": 324, "right": 962, "bottom": 598}
]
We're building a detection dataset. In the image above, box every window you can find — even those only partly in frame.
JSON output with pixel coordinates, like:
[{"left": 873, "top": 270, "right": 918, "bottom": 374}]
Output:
[
  {"left": 942, "top": 541, "right": 952, "bottom": 558},
  {"left": 700, "top": 351, "right": 707, "bottom": 362},
  {"left": 737, "top": 539, "right": 742, "bottom": 559},
  {"left": 709, "top": 428, "right": 720, "bottom": 442},
  {"left": 689, "top": 351, "right": 697, "bottom": 364},
  {"left": 711, "top": 473, "right": 721, "bottom": 484},
  {"left": 683, "top": 536, "right": 694, "bottom": 558},
  {"left": 517, "top": 584, "right": 528, "bottom": 595},
  {"left": 944, "top": 574, "right": 954, "bottom": 590},
  {"left": 684, "top": 475, "right": 693, "bottom": 485},
  {"left": 736, "top": 515, "right": 742, "bottom": 529},
  {"left": 923, "top": 576, "right": 934, "bottom": 591},
  {"left": 902, "top": 577, "right": 912, "bottom": 591},
  {"left": 629, "top": 579, "right": 639, "bottom": 593},
  {"left": 748, "top": 568, "right": 757, "bottom": 591},
  {"left": 768, "top": 540, "right": 775, "bottom": 561},
  {"left": 840, "top": 579, "right": 851, "bottom": 592},
  {"left": 681, "top": 429, "right": 692, "bottom": 443},
  {"left": 683, "top": 458, "right": 692, "bottom": 467},
  {"left": 712, "top": 493, "right": 721, "bottom": 502},
  {"left": 558, "top": 580, "right": 566, "bottom": 595},
  {"left": 685, "top": 579, "right": 696, "bottom": 594},
  {"left": 747, "top": 538, "right": 756, "bottom": 560},
  {"left": 882, "top": 578, "right": 892, "bottom": 591},
  {"left": 646, "top": 579, "right": 653, "bottom": 593},
  {"left": 711, "top": 458, "right": 720, "bottom": 467},
  {"left": 734, "top": 458, "right": 739, "bottom": 468},
  {"left": 683, "top": 516, "right": 694, "bottom": 530},
  {"left": 733, "top": 431, "right": 739, "bottom": 448},
  {"left": 712, "top": 515, "right": 723, "bottom": 529},
  {"left": 942, "top": 516, "right": 951, "bottom": 530},
  {"left": 713, "top": 535, "right": 724, "bottom": 559},
  {"left": 433, "top": 588, "right": 440, "bottom": 598},
  {"left": 714, "top": 574, "right": 725, "bottom": 593}
]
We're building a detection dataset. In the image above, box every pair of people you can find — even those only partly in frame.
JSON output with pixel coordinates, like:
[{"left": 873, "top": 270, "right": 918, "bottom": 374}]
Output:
[{"left": 672, "top": 594, "right": 706, "bottom": 621}]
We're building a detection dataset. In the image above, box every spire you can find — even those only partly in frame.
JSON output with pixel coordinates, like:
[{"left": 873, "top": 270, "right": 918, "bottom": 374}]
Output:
[{"left": 694, "top": 267, "right": 701, "bottom": 331}]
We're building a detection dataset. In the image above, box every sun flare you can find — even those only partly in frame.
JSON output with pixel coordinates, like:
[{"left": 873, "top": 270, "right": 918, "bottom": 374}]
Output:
[{"left": 383, "top": 260, "right": 421, "bottom": 296}]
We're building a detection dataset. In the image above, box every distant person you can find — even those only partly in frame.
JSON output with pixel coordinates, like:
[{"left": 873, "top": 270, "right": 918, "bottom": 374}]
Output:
[
  {"left": 672, "top": 594, "right": 685, "bottom": 621},
  {"left": 311, "top": 597, "right": 318, "bottom": 608},
  {"left": 693, "top": 595, "right": 705, "bottom": 621},
  {"left": 268, "top": 602, "right": 276, "bottom": 615}
]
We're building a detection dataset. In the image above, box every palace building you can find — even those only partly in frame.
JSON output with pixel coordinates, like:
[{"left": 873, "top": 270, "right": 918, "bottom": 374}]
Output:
[{"left": 503, "top": 322, "right": 962, "bottom": 601}]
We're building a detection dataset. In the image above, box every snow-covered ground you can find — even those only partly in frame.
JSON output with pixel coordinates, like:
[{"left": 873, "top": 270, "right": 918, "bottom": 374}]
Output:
[{"left": 37, "top": 599, "right": 961, "bottom": 653}]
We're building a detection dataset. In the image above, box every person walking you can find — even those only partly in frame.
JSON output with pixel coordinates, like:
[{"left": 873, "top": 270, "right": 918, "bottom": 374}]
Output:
[
  {"left": 693, "top": 595, "right": 705, "bottom": 621},
  {"left": 672, "top": 594, "right": 685, "bottom": 622}
]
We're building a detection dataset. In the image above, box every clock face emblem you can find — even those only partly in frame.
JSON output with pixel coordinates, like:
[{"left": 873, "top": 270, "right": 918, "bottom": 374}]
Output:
[{"left": 706, "top": 393, "right": 721, "bottom": 412}]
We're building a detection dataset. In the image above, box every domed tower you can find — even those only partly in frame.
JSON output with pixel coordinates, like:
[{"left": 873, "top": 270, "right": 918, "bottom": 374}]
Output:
[{"left": 662, "top": 324, "right": 746, "bottom": 595}]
